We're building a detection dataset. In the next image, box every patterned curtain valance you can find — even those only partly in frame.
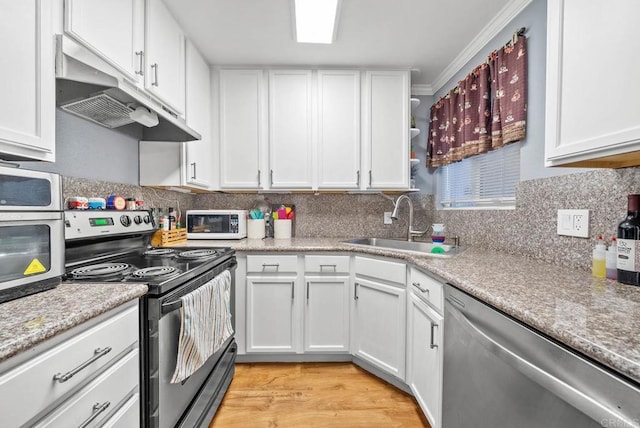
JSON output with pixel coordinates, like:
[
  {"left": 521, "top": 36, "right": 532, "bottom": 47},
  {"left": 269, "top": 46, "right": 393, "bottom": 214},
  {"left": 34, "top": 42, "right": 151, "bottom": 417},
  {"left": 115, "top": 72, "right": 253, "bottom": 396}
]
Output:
[{"left": 428, "top": 31, "right": 528, "bottom": 168}]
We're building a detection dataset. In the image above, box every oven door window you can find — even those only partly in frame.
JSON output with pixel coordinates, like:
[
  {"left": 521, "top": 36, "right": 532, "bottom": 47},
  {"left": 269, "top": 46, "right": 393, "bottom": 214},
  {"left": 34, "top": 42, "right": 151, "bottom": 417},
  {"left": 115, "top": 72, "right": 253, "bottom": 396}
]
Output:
[
  {"left": 0, "top": 225, "right": 51, "bottom": 281},
  {"left": 188, "top": 215, "right": 230, "bottom": 234},
  {"left": 0, "top": 175, "right": 52, "bottom": 207}
]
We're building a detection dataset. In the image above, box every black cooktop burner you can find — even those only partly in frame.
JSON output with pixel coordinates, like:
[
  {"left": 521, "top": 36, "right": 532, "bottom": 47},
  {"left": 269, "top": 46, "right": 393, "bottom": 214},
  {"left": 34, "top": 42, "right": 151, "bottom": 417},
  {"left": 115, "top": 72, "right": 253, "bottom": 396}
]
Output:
[
  {"left": 132, "top": 266, "right": 181, "bottom": 279},
  {"left": 143, "top": 248, "right": 176, "bottom": 257},
  {"left": 177, "top": 249, "right": 220, "bottom": 260},
  {"left": 69, "top": 263, "right": 134, "bottom": 281}
]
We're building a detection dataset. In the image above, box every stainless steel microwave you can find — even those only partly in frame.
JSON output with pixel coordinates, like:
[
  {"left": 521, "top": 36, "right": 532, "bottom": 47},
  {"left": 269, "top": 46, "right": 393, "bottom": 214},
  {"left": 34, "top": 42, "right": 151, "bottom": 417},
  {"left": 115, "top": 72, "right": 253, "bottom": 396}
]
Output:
[
  {"left": 186, "top": 210, "right": 247, "bottom": 239},
  {"left": 0, "top": 165, "right": 64, "bottom": 303}
]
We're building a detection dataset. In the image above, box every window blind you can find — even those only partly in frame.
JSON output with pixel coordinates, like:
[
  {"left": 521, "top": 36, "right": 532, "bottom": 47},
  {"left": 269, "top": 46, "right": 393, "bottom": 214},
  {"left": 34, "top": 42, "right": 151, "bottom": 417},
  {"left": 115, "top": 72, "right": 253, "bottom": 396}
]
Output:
[{"left": 437, "top": 143, "right": 520, "bottom": 209}]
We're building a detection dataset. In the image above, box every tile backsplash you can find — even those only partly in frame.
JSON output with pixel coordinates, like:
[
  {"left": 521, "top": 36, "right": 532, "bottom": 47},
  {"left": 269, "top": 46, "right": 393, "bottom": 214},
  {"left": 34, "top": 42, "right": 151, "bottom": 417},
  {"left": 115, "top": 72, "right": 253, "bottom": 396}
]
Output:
[{"left": 64, "top": 168, "right": 637, "bottom": 271}]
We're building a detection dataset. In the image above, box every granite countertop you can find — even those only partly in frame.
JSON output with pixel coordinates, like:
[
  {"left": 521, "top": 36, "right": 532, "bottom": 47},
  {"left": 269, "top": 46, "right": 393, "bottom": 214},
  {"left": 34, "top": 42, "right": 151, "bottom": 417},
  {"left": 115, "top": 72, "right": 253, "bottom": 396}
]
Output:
[
  {"left": 0, "top": 282, "right": 148, "bottom": 364},
  {"left": 176, "top": 237, "right": 640, "bottom": 384}
]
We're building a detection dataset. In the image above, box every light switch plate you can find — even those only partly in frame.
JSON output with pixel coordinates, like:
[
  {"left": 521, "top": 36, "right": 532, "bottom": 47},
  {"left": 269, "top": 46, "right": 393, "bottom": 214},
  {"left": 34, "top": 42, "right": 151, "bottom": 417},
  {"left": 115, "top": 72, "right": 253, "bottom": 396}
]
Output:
[
  {"left": 384, "top": 212, "right": 393, "bottom": 225},
  {"left": 557, "top": 209, "right": 589, "bottom": 238}
]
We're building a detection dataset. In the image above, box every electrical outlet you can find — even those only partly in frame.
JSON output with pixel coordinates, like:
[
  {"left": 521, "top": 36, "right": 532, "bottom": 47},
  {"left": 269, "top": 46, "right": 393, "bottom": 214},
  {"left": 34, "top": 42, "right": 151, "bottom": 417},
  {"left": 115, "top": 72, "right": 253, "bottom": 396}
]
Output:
[
  {"left": 557, "top": 209, "right": 590, "bottom": 238},
  {"left": 384, "top": 212, "right": 393, "bottom": 225}
]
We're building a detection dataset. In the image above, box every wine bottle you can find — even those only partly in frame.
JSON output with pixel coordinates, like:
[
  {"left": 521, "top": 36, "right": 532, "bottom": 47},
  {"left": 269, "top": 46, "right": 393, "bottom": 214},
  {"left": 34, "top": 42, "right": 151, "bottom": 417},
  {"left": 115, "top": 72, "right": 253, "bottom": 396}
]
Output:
[{"left": 617, "top": 194, "right": 640, "bottom": 286}]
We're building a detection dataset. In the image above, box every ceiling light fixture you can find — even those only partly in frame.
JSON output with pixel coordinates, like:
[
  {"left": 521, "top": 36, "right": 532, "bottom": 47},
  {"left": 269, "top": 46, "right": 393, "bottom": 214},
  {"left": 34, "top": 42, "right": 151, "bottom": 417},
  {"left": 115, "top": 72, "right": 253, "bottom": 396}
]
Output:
[{"left": 294, "top": 0, "right": 340, "bottom": 44}]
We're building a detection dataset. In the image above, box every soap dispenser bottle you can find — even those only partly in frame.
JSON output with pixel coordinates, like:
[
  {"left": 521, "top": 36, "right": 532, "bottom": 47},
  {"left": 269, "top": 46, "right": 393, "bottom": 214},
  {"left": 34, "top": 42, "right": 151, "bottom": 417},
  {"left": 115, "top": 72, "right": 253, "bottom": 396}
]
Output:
[{"left": 592, "top": 235, "right": 606, "bottom": 278}]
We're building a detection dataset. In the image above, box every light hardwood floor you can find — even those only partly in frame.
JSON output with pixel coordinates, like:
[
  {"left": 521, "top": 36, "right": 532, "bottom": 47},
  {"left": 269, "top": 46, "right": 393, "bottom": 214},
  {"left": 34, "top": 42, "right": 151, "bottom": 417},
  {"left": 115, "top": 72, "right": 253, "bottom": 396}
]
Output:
[{"left": 209, "top": 362, "right": 430, "bottom": 427}]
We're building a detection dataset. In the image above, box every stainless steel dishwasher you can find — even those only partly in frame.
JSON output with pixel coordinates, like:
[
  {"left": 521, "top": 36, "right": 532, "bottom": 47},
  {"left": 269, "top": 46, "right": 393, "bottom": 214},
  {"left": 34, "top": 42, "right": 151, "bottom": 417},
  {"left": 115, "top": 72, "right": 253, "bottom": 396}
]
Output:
[{"left": 443, "top": 283, "right": 640, "bottom": 428}]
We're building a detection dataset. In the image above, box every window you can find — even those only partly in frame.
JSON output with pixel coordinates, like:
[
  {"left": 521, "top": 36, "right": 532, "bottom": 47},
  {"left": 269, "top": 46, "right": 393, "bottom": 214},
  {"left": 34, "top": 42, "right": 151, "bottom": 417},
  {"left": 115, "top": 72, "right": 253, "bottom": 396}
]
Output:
[{"left": 436, "top": 143, "right": 520, "bottom": 209}]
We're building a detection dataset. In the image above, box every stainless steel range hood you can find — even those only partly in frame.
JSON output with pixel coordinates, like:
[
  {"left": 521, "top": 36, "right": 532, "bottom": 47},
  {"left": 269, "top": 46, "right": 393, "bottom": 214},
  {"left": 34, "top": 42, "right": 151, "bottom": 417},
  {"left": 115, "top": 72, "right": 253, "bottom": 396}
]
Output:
[{"left": 55, "top": 35, "right": 200, "bottom": 142}]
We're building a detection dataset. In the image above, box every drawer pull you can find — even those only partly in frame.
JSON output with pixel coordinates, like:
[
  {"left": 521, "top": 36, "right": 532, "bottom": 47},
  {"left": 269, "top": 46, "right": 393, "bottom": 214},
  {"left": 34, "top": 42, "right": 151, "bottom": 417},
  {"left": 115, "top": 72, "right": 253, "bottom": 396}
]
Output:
[
  {"left": 430, "top": 322, "right": 438, "bottom": 349},
  {"left": 78, "top": 401, "right": 111, "bottom": 428},
  {"left": 262, "top": 263, "right": 279, "bottom": 271},
  {"left": 412, "top": 282, "right": 429, "bottom": 294},
  {"left": 53, "top": 347, "right": 112, "bottom": 383},
  {"left": 319, "top": 264, "right": 337, "bottom": 272},
  {"left": 354, "top": 282, "right": 359, "bottom": 300}
]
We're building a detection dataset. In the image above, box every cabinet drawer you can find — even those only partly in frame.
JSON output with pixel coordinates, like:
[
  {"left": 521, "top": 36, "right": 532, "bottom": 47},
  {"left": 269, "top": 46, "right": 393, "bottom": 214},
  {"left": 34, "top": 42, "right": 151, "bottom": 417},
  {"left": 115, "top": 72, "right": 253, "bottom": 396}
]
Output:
[
  {"left": 410, "top": 268, "right": 443, "bottom": 312},
  {"left": 355, "top": 256, "right": 406, "bottom": 284},
  {"left": 304, "top": 255, "right": 349, "bottom": 273},
  {"left": 247, "top": 255, "right": 298, "bottom": 273},
  {"left": 101, "top": 392, "right": 140, "bottom": 428},
  {"left": 0, "top": 305, "right": 138, "bottom": 428},
  {"left": 34, "top": 349, "right": 139, "bottom": 427}
]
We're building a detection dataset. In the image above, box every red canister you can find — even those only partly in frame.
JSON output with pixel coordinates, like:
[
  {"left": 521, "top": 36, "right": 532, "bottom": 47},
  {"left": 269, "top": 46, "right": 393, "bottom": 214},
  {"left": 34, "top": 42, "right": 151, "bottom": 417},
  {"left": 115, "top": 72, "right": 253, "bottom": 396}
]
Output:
[{"left": 106, "top": 194, "right": 126, "bottom": 210}]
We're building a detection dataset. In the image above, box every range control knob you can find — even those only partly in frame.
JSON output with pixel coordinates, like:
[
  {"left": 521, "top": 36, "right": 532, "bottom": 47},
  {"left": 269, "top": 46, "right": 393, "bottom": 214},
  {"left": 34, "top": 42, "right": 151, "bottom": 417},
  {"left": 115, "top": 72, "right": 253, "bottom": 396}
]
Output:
[
  {"left": 134, "top": 215, "right": 143, "bottom": 225},
  {"left": 120, "top": 215, "right": 132, "bottom": 227},
  {"left": 143, "top": 215, "right": 151, "bottom": 224}
]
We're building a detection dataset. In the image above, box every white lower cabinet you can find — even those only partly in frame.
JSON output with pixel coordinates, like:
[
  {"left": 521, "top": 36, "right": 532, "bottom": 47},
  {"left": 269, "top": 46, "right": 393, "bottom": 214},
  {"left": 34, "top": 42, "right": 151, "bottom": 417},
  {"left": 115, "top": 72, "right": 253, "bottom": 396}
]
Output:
[
  {"left": 352, "top": 256, "right": 407, "bottom": 380},
  {"left": 0, "top": 301, "right": 139, "bottom": 428},
  {"left": 407, "top": 291, "right": 443, "bottom": 428}
]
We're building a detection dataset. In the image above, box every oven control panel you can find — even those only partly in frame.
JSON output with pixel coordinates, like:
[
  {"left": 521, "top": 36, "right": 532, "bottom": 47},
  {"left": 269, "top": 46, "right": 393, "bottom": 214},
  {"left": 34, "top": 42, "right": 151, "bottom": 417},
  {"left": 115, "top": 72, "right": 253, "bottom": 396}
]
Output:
[{"left": 64, "top": 210, "right": 154, "bottom": 240}]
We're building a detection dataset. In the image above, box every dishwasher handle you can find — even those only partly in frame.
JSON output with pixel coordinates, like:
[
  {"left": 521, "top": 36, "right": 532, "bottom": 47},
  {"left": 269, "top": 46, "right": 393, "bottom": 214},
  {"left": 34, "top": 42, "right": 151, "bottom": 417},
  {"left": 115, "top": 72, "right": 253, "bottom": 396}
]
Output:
[{"left": 446, "top": 298, "right": 640, "bottom": 428}]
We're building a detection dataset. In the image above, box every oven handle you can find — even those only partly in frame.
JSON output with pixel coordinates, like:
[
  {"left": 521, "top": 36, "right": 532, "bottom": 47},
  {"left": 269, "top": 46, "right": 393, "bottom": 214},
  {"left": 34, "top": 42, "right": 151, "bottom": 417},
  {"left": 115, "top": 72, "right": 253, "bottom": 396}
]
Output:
[{"left": 161, "top": 260, "right": 237, "bottom": 314}]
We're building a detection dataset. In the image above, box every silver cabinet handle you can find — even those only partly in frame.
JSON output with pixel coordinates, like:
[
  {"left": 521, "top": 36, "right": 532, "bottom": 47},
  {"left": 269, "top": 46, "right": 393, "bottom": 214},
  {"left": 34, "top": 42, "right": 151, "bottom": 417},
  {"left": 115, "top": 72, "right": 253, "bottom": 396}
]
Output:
[
  {"left": 356, "top": 170, "right": 360, "bottom": 187},
  {"left": 319, "top": 264, "right": 337, "bottom": 272},
  {"left": 270, "top": 169, "right": 274, "bottom": 186},
  {"left": 78, "top": 401, "right": 111, "bottom": 428},
  {"left": 135, "top": 51, "right": 144, "bottom": 76},
  {"left": 412, "top": 282, "right": 429, "bottom": 294},
  {"left": 190, "top": 162, "right": 196, "bottom": 180},
  {"left": 354, "top": 282, "right": 359, "bottom": 300},
  {"left": 258, "top": 169, "right": 261, "bottom": 187},
  {"left": 291, "top": 281, "right": 295, "bottom": 300},
  {"left": 369, "top": 170, "right": 372, "bottom": 186},
  {"left": 306, "top": 281, "right": 310, "bottom": 300},
  {"left": 430, "top": 322, "right": 438, "bottom": 349},
  {"left": 261, "top": 263, "right": 279, "bottom": 271},
  {"left": 151, "top": 63, "right": 159, "bottom": 86},
  {"left": 53, "top": 347, "right": 112, "bottom": 383}
]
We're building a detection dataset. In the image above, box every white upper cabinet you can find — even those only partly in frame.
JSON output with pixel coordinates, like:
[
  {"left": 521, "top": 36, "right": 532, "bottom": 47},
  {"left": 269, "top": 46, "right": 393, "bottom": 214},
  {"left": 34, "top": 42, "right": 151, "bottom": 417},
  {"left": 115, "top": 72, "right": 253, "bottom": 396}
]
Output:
[
  {"left": 316, "top": 70, "right": 361, "bottom": 189},
  {"left": 268, "top": 70, "right": 314, "bottom": 189},
  {"left": 363, "top": 70, "right": 410, "bottom": 189},
  {"left": 145, "top": 0, "right": 185, "bottom": 115},
  {"left": 218, "top": 69, "right": 266, "bottom": 189},
  {"left": 64, "top": 0, "right": 145, "bottom": 84},
  {"left": 183, "top": 40, "right": 212, "bottom": 189},
  {"left": 545, "top": 0, "right": 640, "bottom": 168},
  {"left": 0, "top": 0, "right": 55, "bottom": 162}
]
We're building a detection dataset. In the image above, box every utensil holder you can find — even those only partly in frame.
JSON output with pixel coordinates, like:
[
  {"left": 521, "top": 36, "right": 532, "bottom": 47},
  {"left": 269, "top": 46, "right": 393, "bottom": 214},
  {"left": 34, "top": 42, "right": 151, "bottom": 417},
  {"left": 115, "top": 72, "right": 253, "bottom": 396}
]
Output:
[
  {"left": 247, "top": 219, "right": 265, "bottom": 239},
  {"left": 274, "top": 219, "right": 292, "bottom": 239}
]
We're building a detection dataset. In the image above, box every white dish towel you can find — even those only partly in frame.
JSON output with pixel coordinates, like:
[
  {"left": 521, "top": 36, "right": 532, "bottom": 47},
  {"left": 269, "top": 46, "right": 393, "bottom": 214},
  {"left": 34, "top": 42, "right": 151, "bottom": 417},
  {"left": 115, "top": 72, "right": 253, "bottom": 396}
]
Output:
[{"left": 171, "top": 270, "right": 233, "bottom": 383}]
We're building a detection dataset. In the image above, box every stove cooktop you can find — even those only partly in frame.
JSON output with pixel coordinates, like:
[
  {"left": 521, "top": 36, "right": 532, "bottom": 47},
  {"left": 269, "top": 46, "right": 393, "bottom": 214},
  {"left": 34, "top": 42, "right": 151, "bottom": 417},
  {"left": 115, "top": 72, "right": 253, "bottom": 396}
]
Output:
[{"left": 65, "top": 246, "right": 234, "bottom": 295}]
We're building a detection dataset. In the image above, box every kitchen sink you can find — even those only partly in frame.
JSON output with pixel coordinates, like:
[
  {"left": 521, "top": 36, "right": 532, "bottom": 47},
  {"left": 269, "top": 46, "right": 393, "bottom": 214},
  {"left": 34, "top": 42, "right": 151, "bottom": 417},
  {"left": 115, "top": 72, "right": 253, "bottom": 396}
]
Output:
[{"left": 342, "top": 238, "right": 464, "bottom": 257}]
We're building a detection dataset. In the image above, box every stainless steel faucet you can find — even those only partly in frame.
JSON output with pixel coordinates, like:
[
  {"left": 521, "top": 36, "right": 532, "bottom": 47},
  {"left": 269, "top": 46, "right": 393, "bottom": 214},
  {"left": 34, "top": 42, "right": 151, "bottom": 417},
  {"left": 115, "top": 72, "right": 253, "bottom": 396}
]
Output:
[{"left": 391, "top": 194, "right": 429, "bottom": 242}]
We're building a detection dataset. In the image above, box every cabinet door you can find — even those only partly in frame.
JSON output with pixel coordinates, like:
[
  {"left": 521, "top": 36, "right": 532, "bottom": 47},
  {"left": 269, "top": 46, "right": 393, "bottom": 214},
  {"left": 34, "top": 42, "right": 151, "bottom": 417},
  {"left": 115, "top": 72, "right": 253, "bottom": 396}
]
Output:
[
  {"left": 0, "top": 0, "right": 55, "bottom": 162},
  {"left": 363, "top": 70, "right": 410, "bottom": 189},
  {"left": 304, "top": 276, "right": 350, "bottom": 353},
  {"left": 317, "top": 70, "right": 361, "bottom": 189},
  {"left": 246, "top": 277, "right": 300, "bottom": 353},
  {"left": 145, "top": 0, "right": 185, "bottom": 115},
  {"left": 351, "top": 277, "right": 406, "bottom": 379},
  {"left": 64, "top": 0, "right": 144, "bottom": 84},
  {"left": 183, "top": 41, "right": 211, "bottom": 189},
  {"left": 219, "top": 69, "right": 265, "bottom": 189},
  {"left": 407, "top": 293, "right": 443, "bottom": 428},
  {"left": 545, "top": 0, "right": 640, "bottom": 167},
  {"left": 268, "top": 70, "right": 313, "bottom": 189}
]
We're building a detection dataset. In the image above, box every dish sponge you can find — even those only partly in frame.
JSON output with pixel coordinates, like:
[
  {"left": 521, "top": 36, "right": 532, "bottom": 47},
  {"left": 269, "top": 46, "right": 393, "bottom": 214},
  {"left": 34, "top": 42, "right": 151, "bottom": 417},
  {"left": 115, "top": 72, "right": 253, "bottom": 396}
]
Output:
[{"left": 431, "top": 246, "right": 446, "bottom": 254}]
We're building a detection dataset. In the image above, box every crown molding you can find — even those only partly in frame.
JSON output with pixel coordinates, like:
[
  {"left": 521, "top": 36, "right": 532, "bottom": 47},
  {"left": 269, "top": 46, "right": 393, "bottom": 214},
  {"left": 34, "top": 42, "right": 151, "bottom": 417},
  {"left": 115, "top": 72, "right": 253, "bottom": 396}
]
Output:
[
  {"left": 430, "top": 0, "right": 534, "bottom": 95},
  {"left": 411, "top": 84, "right": 434, "bottom": 96}
]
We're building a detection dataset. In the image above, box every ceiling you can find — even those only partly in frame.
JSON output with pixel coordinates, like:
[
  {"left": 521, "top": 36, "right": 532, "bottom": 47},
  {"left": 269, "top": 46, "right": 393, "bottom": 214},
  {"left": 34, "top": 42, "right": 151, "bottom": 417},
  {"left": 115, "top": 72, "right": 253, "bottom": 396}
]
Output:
[{"left": 163, "top": 0, "right": 523, "bottom": 93}]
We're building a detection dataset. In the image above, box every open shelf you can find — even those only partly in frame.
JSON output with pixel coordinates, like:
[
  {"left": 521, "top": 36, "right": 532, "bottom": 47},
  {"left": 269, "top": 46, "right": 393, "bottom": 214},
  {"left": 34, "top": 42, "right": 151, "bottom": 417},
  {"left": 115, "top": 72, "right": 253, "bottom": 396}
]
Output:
[
  {"left": 410, "top": 128, "right": 420, "bottom": 139},
  {"left": 410, "top": 98, "right": 420, "bottom": 110}
]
